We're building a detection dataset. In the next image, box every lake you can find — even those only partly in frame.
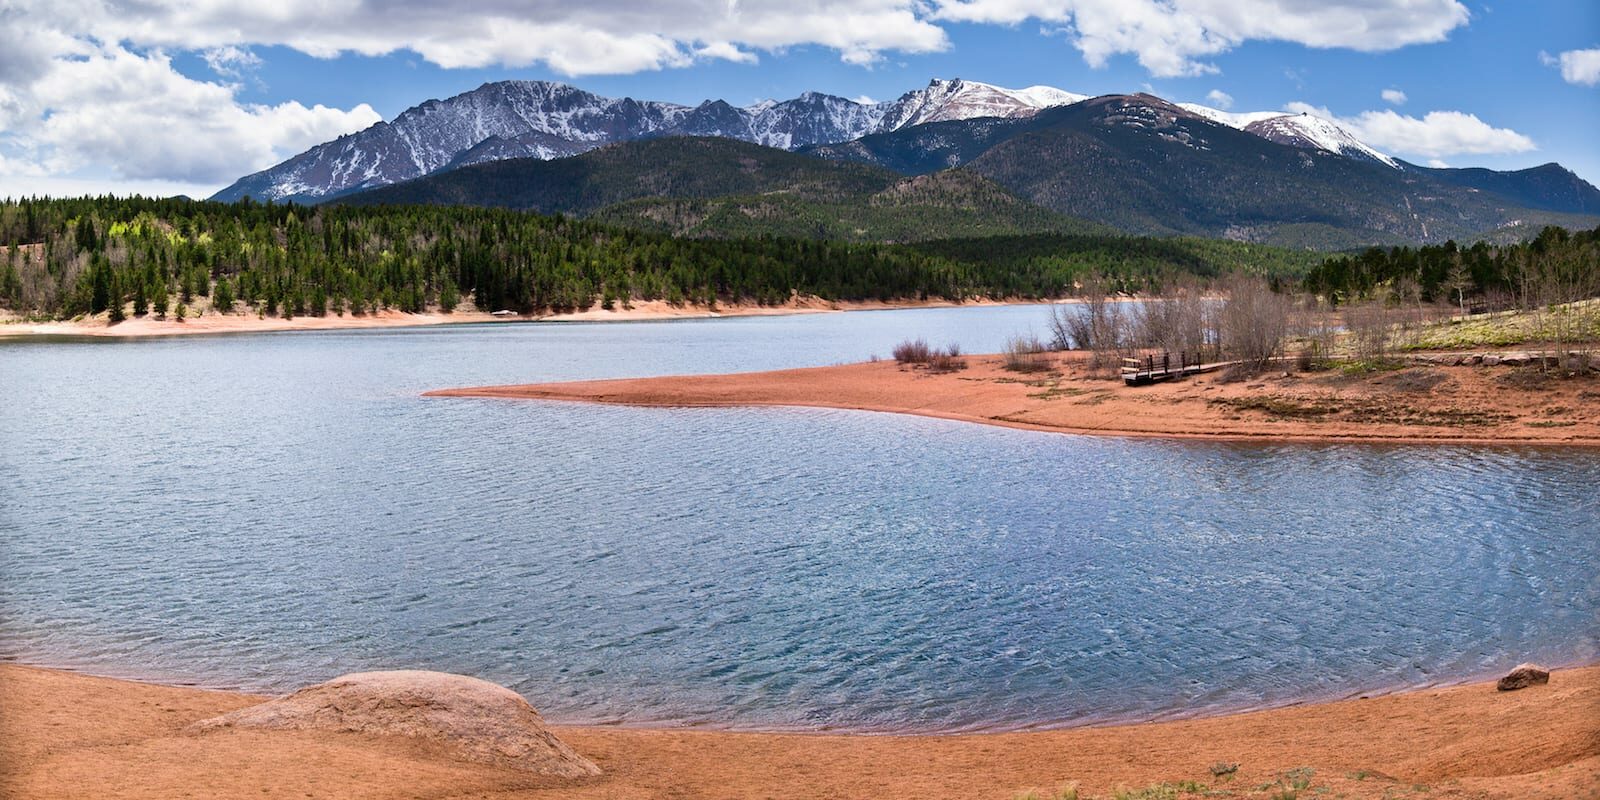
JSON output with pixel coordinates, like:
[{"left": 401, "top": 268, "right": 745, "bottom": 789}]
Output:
[{"left": 2, "top": 305, "right": 1596, "bottom": 732}]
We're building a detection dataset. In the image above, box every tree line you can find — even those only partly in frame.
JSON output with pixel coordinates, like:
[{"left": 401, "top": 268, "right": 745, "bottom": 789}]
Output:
[
  {"left": 1301, "top": 225, "right": 1600, "bottom": 308},
  {"left": 0, "top": 197, "right": 980, "bottom": 319},
  {"left": 0, "top": 197, "right": 1319, "bottom": 320},
  {"left": 2, "top": 197, "right": 1593, "bottom": 325}
]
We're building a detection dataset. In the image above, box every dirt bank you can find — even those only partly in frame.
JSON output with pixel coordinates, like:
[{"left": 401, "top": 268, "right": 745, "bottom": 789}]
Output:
[
  {"left": 1, "top": 664, "right": 1595, "bottom": 799},
  {"left": 0, "top": 297, "right": 1031, "bottom": 339},
  {"left": 427, "top": 352, "right": 1600, "bottom": 446}
]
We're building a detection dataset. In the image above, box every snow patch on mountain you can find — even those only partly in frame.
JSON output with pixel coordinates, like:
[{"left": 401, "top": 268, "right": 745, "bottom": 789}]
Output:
[
  {"left": 213, "top": 78, "right": 1401, "bottom": 204},
  {"left": 1181, "top": 102, "right": 1398, "bottom": 168}
]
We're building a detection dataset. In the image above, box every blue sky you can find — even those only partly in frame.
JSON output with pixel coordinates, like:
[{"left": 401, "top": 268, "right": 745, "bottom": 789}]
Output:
[{"left": 2, "top": 0, "right": 1596, "bottom": 198}]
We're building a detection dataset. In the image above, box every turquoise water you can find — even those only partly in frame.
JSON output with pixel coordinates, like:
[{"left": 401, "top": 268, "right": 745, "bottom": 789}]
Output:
[{"left": 2, "top": 306, "right": 1596, "bottom": 732}]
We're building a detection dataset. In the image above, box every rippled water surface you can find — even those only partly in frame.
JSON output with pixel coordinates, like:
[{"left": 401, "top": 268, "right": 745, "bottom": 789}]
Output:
[{"left": 2, "top": 307, "right": 1597, "bottom": 732}]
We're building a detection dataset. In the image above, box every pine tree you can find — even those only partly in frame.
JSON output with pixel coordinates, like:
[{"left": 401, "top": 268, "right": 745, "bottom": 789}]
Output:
[
  {"left": 212, "top": 278, "right": 235, "bottom": 314},
  {"left": 438, "top": 278, "right": 460, "bottom": 313},
  {"left": 89, "top": 255, "right": 112, "bottom": 314},
  {"left": 152, "top": 283, "right": 169, "bottom": 319}
]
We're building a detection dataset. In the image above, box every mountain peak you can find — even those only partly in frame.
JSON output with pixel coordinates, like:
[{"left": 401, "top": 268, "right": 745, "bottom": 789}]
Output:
[{"left": 213, "top": 78, "right": 1411, "bottom": 204}]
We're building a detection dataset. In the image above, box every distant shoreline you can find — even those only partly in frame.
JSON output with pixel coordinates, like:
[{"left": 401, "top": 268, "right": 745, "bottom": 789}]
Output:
[
  {"left": 0, "top": 296, "right": 1045, "bottom": 340},
  {"left": 427, "top": 352, "right": 1600, "bottom": 447},
  {"left": 3, "top": 662, "right": 1594, "bottom": 798}
]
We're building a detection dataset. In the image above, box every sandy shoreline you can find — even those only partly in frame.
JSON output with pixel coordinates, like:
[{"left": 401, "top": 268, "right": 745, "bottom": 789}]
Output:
[
  {"left": 0, "top": 297, "right": 1030, "bottom": 339},
  {"left": 2, "top": 663, "right": 1595, "bottom": 799},
  {"left": 426, "top": 351, "right": 1600, "bottom": 447}
]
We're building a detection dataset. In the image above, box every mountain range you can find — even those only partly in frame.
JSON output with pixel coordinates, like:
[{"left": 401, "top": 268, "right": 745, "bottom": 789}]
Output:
[
  {"left": 214, "top": 78, "right": 1600, "bottom": 250},
  {"left": 213, "top": 78, "right": 1087, "bottom": 205}
]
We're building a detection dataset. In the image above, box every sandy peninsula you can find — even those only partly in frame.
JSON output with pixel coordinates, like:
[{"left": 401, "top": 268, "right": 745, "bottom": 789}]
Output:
[
  {"left": 426, "top": 351, "right": 1600, "bottom": 446},
  {"left": 1, "top": 663, "right": 1595, "bottom": 799},
  {"left": 0, "top": 297, "right": 1022, "bottom": 339}
]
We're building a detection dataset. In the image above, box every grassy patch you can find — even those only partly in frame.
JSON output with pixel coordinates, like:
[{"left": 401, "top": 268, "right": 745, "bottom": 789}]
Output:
[
  {"left": 1208, "top": 763, "right": 1240, "bottom": 781},
  {"left": 1402, "top": 301, "right": 1600, "bottom": 351},
  {"left": 1211, "top": 397, "right": 1338, "bottom": 419}
]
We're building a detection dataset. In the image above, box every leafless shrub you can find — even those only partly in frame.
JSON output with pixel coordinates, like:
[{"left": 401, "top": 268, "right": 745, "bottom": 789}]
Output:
[
  {"left": 1131, "top": 279, "right": 1215, "bottom": 363},
  {"left": 1293, "top": 295, "right": 1340, "bottom": 370},
  {"left": 1343, "top": 302, "right": 1396, "bottom": 362},
  {"left": 1049, "top": 274, "right": 1130, "bottom": 376},
  {"left": 892, "top": 338, "right": 933, "bottom": 364},
  {"left": 892, "top": 337, "right": 966, "bottom": 372},
  {"left": 1002, "top": 333, "right": 1052, "bottom": 372},
  {"left": 926, "top": 350, "right": 967, "bottom": 373}
]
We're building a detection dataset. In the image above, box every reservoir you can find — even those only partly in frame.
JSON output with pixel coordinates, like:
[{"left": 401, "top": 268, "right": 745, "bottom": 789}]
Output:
[{"left": 2, "top": 305, "right": 1596, "bottom": 732}]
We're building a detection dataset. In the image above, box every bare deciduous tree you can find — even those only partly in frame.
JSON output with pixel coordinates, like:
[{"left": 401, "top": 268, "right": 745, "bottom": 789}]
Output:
[{"left": 1219, "top": 276, "right": 1293, "bottom": 373}]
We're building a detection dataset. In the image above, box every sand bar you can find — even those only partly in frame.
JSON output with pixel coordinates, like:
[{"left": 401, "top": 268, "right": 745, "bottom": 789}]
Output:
[{"left": 426, "top": 353, "right": 1600, "bottom": 447}]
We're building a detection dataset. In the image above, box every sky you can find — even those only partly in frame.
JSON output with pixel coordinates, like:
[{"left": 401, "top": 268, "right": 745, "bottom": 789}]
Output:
[{"left": 1, "top": 0, "right": 1596, "bottom": 199}]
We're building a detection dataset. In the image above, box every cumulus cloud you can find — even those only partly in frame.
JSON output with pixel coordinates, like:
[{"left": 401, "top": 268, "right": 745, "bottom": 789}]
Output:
[
  {"left": 14, "top": 1, "right": 949, "bottom": 76},
  {"left": 0, "top": 0, "right": 1493, "bottom": 191},
  {"left": 1205, "top": 89, "right": 1234, "bottom": 109},
  {"left": 1, "top": 1, "right": 958, "bottom": 193},
  {"left": 931, "top": 0, "right": 1470, "bottom": 77},
  {"left": 1381, "top": 88, "right": 1407, "bottom": 105},
  {"left": 2, "top": 42, "right": 380, "bottom": 186},
  {"left": 1284, "top": 101, "right": 1535, "bottom": 159},
  {"left": 1541, "top": 47, "right": 1600, "bottom": 86}
]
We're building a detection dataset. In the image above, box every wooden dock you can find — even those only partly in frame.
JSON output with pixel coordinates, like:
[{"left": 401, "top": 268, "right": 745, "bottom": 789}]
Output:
[{"left": 1121, "top": 352, "right": 1225, "bottom": 385}]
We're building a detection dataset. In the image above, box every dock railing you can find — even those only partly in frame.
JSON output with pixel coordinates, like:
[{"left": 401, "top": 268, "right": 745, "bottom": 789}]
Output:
[{"left": 1120, "top": 351, "right": 1212, "bottom": 385}]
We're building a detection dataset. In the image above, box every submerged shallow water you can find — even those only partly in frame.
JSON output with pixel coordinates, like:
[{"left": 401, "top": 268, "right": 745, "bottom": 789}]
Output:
[{"left": 2, "top": 307, "right": 1597, "bottom": 732}]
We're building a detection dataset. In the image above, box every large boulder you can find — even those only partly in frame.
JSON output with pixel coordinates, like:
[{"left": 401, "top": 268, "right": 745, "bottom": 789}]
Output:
[
  {"left": 189, "top": 670, "right": 600, "bottom": 777},
  {"left": 1496, "top": 663, "right": 1551, "bottom": 692}
]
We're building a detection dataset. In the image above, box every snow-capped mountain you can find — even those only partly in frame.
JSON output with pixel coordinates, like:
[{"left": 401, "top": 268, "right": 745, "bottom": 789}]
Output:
[
  {"left": 213, "top": 77, "right": 1404, "bottom": 204},
  {"left": 877, "top": 79, "right": 1086, "bottom": 130},
  {"left": 1243, "top": 114, "right": 1398, "bottom": 168},
  {"left": 1179, "top": 103, "right": 1398, "bottom": 168},
  {"left": 212, "top": 78, "right": 1088, "bottom": 203}
]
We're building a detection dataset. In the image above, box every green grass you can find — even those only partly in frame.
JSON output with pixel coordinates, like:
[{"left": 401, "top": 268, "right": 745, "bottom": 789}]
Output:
[{"left": 1402, "top": 300, "right": 1600, "bottom": 351}]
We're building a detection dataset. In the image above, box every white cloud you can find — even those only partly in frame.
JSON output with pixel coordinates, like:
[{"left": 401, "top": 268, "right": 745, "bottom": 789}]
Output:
[
  {"left": 1205, "top": 89, "right": 1233, "bottom": 109},
  {"left": 1, "top": 0, "right": 959, "bottom": 193},
  {"left": 2, "top": 42, "right": 380, "bottom": 188},
  {"left": 202, "top": 45, "right": 262, "bottom": 78},
  {"left": 931, "top": 0, "right": 1470, "bottom": 77},
  {"left": 693, "top": 41, "right": 758, "bottom": 65},
  {"left": 0, "top": 0, "right": 1496, "bottom": 192},
  {"left": 1284, "top": 101, "right": 1535, "bottom": 159},
  {"left": 1381, "top": 88, "right": 1407, "bottom": 105},
  {"left": 1542, "top": 47, "right": 1600, "bottom": 86},
  {"left": 13, "top": 1, "right": 950, "bottom": 77}
]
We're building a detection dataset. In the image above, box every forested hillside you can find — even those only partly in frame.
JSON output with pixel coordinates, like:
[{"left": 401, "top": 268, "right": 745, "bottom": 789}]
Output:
[
  {"left": 588, "top": 171, "right": 1113, "bottom": 242},
  {"left": 340, "top": 137, "right": 1108, "bottom": 242},
  {"left": 1302, "top": 225, "right": 1600, "bottom": 305},
  {"left": 0, "top": 197, "right": 1325, "bottom": 321},
  {"left": 913, "top": 234, "right": 1327, "bottom": 294},
  {"left": 7, "top": 197, "right": 1592, "bottom": 325}
]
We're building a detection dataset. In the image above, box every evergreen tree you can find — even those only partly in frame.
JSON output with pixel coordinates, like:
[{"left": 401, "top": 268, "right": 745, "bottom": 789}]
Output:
[
  {"left": 89, "top": 255, "right": 112, "bottom": 314},
  {"left": 438, "top": 278, "right": 460, "bottom": 312},
  {"left": 212, "top": 278, "right": 235, "bottom": 314},
  {"left": 152, "top": 283, "right": 169, "bottom": 319}
]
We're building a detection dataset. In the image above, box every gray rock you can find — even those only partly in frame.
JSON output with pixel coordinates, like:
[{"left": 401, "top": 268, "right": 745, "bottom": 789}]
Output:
[
  {"left": 1496, "top": 663, "right": 1550, "bottom": 691},
  {"left": 189, "top": 670, "right": 601, "bottom": 776}
]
